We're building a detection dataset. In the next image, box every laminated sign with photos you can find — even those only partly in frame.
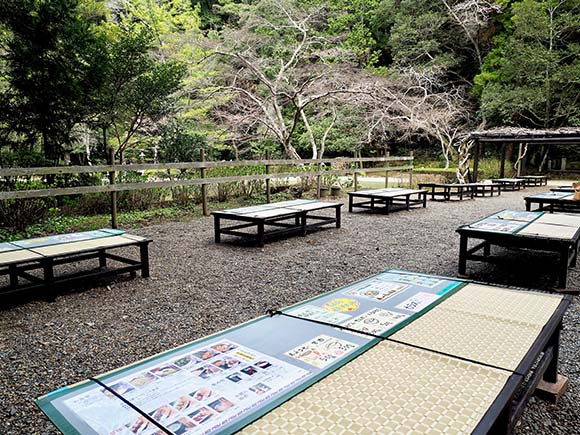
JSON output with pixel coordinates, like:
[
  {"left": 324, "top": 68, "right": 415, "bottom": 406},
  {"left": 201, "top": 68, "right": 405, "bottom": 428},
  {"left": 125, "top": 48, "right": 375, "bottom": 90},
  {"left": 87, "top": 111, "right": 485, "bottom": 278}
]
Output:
[{"left": 37, "top": 271, "right": 465, "bottom": 435}]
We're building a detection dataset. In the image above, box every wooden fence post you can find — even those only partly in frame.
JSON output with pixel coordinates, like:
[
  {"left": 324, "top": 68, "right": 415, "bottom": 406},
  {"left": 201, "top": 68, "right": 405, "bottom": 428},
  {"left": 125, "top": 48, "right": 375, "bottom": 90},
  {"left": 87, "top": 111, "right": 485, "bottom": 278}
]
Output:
[
  {"left": 316, "top": 160, "right": 321, "bottom": 199},
  {"left": 353, "top": 161, "right": 358, "bottom": 192},
  {"left": 265, "top": 151, "right": 271, "bottom": 203},
  {"left": 200, "top": 149, "right": 208, "bottom": 216},
  {"left": 107, "top": 148, "right": 118, "bottom": 229},
  {"left": 408, "top": 151, "right": 414, "bottom": 187},
  {"left": 385, "top": 151, "right": 390, "bottom": 188}
]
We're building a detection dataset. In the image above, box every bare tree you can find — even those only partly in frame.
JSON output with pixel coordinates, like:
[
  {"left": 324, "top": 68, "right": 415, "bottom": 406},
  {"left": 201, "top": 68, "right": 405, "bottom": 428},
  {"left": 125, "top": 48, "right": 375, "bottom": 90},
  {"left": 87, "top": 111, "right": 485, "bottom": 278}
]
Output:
[
  {"left": 442, "top": 0, "right": 503, "bottom": 68},
  {"left": 202, "top": 0, "right": 370, "bottom": 160},
  {"left": 363, "top": 70, "right": 471, "bottom": 170}
]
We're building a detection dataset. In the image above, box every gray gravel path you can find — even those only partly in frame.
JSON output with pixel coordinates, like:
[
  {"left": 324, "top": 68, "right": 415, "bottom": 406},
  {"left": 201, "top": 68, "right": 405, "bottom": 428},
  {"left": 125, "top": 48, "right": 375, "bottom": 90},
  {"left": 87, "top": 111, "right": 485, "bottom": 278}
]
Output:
[{"left": 0, "top": 186, "right": 578, "bottom": 434}]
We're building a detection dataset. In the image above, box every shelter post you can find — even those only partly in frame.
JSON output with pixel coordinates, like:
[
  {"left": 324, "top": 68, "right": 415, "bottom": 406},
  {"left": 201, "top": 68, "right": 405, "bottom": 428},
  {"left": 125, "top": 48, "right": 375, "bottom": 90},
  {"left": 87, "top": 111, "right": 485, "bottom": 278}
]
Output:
[
  {"left": 500, "top": 143, "right": 506, "bottom": 178},
  {"left": 472, "top": 140, "right": 480, "bottom": 182}
]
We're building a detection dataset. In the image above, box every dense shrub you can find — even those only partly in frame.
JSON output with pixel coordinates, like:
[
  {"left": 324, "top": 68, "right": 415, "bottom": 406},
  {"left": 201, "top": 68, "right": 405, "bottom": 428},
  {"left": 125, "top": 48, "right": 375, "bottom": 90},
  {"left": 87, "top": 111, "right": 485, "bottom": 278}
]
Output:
[{"left": 0, "top": 180, "right": 55, "bottom": 230}]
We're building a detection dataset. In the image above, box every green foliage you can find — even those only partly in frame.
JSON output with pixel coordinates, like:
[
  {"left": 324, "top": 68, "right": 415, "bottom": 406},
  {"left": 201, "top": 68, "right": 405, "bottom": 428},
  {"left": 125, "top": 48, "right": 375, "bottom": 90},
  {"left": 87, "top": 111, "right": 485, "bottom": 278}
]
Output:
[
  {"left": 477, "top": 157, "right": 504, "bottom": 179},
  {"left": 0, "top": 0, "right": 109, "bottom": 162},
  {"left": 159, "top": 119, "right": 209, "bottom": 162},
  {"left": 0, "top": 180, "right": 55, "bottom": 230},
  {"left": 0, "top": 206, "right": 195, "bottom": 242},
  {"left": 477, "top": 0, "right": 580, "bottom": 127}
]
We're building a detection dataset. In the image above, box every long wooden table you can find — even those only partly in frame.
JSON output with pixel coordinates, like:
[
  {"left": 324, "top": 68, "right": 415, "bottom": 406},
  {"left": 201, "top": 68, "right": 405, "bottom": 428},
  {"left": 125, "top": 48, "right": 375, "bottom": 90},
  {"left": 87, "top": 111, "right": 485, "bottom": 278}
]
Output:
[
  {"left": 37, "top": 270, "right": 571, "bottom": 435},
  {"left": 348, "top": 188, "right": 427, "bottom": 213},
  {"left": 0, "top": 229, "right": 151, "bottom": 301},
  {"left": 457, "top": 210, "right": 580, "bottom": 289},
  {"left": 525, "top": 191, "right": 580, "bottom": 213},
  {"left": 212, "top": 200, "right": 342, "bottom": 246}
]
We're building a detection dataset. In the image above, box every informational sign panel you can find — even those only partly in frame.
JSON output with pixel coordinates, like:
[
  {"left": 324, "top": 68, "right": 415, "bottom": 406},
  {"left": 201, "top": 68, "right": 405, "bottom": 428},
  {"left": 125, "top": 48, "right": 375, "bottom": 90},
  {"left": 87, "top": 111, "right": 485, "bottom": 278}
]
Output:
[
  {"left": 467, "top": 210, "right": 543, "bottom": 234},
  {"left": 9, "top": 229, "right": 125, "bottom": 249},
  {"left": 37, "top": 271, "right": 466, "bottom": 435}
]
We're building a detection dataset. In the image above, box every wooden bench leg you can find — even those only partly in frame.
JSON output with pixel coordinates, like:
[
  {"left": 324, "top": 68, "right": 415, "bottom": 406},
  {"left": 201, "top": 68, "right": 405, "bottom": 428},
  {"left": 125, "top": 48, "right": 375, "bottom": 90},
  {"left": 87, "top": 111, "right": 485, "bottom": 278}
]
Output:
[
  {"left": 43, "top": 258, "right": 56, "bottom": 302},
  {"left": 570, "top": 243, "right": 578, "bottom": 267},
  {"left": 558, "top": 246, "right": 569, "bottom": 288},
  {"left": 214, "top": 215, "right": 221, "bottom": 243},
  {"left": 9, "top": 264, "right": 18, "bottom": 289},
  {"left": 536, "top": 324, "right": 568, "bottom": 404},
  {"left": 422, "top": 193, "right": 427, "bottom": 208},
  {"left": 458, "top": 234, "right": 468, "bottom": 276},
  {"left": 99, "top": 250, "right": 107, "bottom": 269},
  {"left": 300, "top": 213, "right": 307, "bottom": 236},
  {"left": 335, "top": 206, "right": 341, "bottom": 228},
  {"left": 348, "top": 194, "right": 354, "bottom": 212},
  {"left": 257, "top": 222, "right": 266, "bottom": 246},
  {"left": 484, "top": 242, "right": 491, "bottom": 256},
  {"left": 139, "top": 242, "right": 150, "bottom": 278}
]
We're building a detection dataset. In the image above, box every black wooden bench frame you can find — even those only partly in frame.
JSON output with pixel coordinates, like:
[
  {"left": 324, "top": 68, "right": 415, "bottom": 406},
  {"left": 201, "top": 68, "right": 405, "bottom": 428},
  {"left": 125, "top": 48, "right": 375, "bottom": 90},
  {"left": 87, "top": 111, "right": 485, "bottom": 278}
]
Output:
[
  {"left": 456, "top": 226, "right": 580, "bottom": 290},
  {"left": 492, "top": 179, "right": 526, "bottom": 191},
  {"left": 417, "top": 183, "right": 502, "bottom": 200},
  {"left": 473, "top": 294, "right": 571, "bottom": 434},
  {"left": 472, "top": 183, "right": 503, "bottom": 197},
  {"left": 550, "top": 186, "right": 574, "bottom": 193},
  {"left": 212, "top": 203, "right": 342, "bottom": 246},
  {"left": 516, "top": 176, "right": 548, "bottom": 187},
  {"left": 0, "top": 239, "right": 151, "bottom": 301},
  {"left": 348, "top": 190, "right": 427, "bottom": 213},
  {"left": 525, "top": 196, "right": 580, "bottom": 213},
  {"left": 418, "top": 183, "right": 475, "bottom": 201}
]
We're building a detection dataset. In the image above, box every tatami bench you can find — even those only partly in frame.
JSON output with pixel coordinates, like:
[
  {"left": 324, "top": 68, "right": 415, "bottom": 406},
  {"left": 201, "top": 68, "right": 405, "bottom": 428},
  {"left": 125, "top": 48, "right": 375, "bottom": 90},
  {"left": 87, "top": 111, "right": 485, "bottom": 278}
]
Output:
[
  {"left": 38, "top": 270, "right": 570, "bottom": 435},
  {"left": 212, "top": 199, "right": 342, "bottom": 246},
  {"left": 418, "top": 182, "right": 502, "bottom": 200},
  {"left": 492, "top": 178, "right": 526, "bottom": 191},
  {"left": 348, "top": 188, "right": 427, "bottom": 213},
  {"left": 516, "top": 175, "right": 548, "bottom": 186},
  {"left": 525, "top": 191, "right": 580, "bottom": 213},
  {"left": 0, "top": 229, "right": 151, "bottom": 300},
  {"left": 457, "top": 210, "right": 580, "bottom": 289}
]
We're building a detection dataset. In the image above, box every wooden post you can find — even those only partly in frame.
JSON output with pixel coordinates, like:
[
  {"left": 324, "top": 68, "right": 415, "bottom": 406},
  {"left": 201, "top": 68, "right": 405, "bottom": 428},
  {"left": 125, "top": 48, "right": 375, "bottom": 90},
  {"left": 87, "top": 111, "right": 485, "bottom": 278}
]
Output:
[
  {"left": 316, "top": 160, "right": 321, "bottom": 199},
  {"left": 385, "top": 151, "right": 390, "bottom": 188},
  {"left": 500, "top": 143, "right": 506, "bottom": 178},
  {"left": 265, "top": 151, "right": 271, "bottom": 203},
  {"left": 408, "top": 151, "right": 414, "bottom": 187},
  {"left": 352, "top": 151, "right": 358, "bottom": 192},
  {"left": 516, "top": 143, "right": 523, "bottom": 176},
  {"left": 107, "top": 148, "right": 118, "bottom": 229},
  {"left": 472, "top": 140, "right": 480, "bottom": 182},
  {"left": 200, "top": 149, "right": 208, "bottom": 216},
  {"left": 521, "top": 144, "right": 528, "bottom": 176}
]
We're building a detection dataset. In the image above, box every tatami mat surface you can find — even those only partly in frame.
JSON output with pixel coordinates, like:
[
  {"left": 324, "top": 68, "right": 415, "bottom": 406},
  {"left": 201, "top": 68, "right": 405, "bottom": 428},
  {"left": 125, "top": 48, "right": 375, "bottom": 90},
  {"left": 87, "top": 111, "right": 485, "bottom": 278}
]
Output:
[
  {"left": 518, "top": 222, "right": 578, "bottom": 239},
  {"left": 239, "top": 341, "right": 510, "bottom": 435}
]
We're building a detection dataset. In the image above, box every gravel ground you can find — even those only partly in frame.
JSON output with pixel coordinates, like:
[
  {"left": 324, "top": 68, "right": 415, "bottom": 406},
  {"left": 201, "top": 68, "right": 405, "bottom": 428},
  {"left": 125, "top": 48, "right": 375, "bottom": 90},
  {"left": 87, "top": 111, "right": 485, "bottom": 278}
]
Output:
[{"left": 0, "top": 186, "right": 578, "bottom": 435}]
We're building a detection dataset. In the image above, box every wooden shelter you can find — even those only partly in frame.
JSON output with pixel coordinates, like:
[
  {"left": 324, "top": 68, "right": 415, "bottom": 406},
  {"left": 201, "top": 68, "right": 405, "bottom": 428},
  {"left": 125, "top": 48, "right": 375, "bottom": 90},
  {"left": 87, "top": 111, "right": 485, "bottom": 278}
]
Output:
[{"left": 469, "top": 128, "right": 580, "bottom": 182}]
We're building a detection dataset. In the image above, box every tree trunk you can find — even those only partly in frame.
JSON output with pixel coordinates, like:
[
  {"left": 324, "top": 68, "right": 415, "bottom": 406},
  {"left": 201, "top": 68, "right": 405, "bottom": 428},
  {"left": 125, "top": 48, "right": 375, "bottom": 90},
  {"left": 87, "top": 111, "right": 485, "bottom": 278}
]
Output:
[{"left": 284, "top": 140, "right": 302, "bottom": 160}]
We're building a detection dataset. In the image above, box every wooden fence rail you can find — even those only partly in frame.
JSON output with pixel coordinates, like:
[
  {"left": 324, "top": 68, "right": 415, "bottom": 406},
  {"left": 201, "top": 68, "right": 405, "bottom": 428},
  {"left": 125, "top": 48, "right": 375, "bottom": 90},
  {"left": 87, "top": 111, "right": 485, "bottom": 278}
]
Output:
[{"left": 1, "top": 154, "right": 414, "bottom": 226}]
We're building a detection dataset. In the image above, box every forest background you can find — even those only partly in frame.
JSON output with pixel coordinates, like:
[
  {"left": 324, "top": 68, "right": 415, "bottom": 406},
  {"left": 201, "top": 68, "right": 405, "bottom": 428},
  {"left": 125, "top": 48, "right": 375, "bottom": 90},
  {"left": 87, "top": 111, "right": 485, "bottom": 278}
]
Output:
[{"left": 0, "top": 0, "right": 579, "bottom": 234}]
